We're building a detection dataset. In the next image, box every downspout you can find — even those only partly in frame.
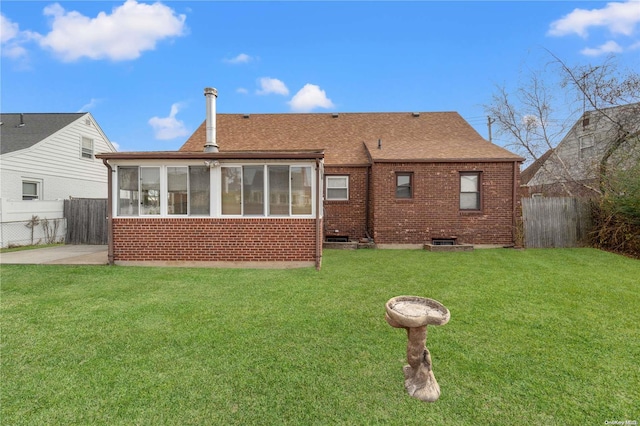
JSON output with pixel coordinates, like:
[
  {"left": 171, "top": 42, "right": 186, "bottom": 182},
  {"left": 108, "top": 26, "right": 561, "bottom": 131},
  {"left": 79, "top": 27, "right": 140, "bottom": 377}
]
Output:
[
  {"left": 365, "top": 163, "right": 372, "bottom": 240},
  {"left": 102, "top": 159, "right": 114, "bottom": 265},
  {"left": 512, "top": 160, "right": 519, "bottom": 248},
  {"left": 315, "top": 158, "right": 322, "bottom": 270}
]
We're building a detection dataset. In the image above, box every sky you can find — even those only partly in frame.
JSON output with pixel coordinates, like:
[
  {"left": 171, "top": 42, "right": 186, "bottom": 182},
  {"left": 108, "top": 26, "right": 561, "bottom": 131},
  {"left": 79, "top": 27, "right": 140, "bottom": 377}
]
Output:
[{"left": 1, "top": 0, "right": 639, "bottom": 152}]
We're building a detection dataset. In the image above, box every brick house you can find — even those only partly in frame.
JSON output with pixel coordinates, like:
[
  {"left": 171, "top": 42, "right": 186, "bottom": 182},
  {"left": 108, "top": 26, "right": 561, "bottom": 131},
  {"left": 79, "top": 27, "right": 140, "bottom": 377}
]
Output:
[{"left": 97, "top": 88, "right": 523, "bottom": 268}]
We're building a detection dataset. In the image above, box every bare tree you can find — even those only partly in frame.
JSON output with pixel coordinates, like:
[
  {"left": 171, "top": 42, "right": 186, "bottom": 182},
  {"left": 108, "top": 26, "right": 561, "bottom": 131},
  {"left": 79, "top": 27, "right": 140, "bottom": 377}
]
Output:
[{"left": 485, "top": 53, "right": 640, "bottom": 197}]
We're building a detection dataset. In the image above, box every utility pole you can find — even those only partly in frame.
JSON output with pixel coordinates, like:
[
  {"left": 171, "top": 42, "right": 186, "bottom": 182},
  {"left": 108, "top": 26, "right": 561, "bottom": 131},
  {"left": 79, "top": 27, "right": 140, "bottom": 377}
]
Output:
[{"left": 487, "top": 116, "right": 496, "bottom": 142}]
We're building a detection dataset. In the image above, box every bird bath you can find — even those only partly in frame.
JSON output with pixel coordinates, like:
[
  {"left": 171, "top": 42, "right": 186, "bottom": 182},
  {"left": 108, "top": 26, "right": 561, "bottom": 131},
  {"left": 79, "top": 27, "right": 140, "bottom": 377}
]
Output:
[{"left": 385, "top": 296, "right": 450, "bottom": 402}]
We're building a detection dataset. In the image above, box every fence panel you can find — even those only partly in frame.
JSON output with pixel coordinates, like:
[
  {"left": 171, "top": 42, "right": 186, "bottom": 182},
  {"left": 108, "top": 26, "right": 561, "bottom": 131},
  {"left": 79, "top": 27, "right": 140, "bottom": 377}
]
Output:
[
  {"left": 522, "top": 197, "right": 592, "bottom": 248},
  {"left": 64, "top": 199, "right": 108, "bottom": 245}
]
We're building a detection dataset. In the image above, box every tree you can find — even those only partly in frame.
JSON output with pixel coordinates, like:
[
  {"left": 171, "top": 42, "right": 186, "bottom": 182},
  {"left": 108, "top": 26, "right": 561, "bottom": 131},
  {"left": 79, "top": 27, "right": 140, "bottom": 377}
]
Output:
[{"left": 485, "top": 53, "right": 640, "bottom": 197}]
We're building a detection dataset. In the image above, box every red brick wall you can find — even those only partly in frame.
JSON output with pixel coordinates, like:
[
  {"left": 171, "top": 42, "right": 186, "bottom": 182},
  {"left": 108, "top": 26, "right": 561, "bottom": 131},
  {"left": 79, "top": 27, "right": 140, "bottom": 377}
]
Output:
[
  {"left": 323, "top": 166, "right": 370, "bottom": 241},
  {"left": 112, "top": 218, "right": 319, "bottom": 262},
  {"left": 370, "top": 162, "right": 520, "bottom": 245}
]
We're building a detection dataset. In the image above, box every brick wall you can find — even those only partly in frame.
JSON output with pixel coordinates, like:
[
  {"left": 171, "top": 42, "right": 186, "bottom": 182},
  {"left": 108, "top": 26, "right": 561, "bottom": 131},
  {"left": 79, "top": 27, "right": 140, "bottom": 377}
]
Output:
[
  {"left": 323, "top": 166, "right": 369, "bottom": 241},
  {"left": 112, "top": 218, "right": 319, "bottom": 262},
  {"left": 370, "top": 162, "right": 520, "bottom": 245}
]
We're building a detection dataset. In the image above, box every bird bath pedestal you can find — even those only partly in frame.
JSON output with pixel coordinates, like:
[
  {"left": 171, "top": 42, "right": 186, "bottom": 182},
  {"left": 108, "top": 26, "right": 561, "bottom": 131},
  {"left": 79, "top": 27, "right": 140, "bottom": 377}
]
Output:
[{"left": 385, "top": 296, "right": 450, "bottom": 402}]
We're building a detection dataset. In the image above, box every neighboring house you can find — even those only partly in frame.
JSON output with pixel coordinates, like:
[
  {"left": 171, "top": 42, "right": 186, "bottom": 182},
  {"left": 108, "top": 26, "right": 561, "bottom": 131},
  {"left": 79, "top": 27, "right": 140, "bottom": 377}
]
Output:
[
  {"left": 96, "top": 88, "right": 523, "bottom": 268},
  {"left": 522, "top": 104, "right": 640, "bottom": 197},
  {"left": 0, "top": 112, "right": 116, "bottom": 246}
]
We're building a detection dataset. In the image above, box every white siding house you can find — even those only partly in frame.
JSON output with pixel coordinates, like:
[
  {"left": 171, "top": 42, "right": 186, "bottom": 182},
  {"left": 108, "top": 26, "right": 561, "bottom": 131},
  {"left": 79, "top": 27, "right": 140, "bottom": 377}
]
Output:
[{"left": 0, "top": 113, "right": 116, "bottom": 247}]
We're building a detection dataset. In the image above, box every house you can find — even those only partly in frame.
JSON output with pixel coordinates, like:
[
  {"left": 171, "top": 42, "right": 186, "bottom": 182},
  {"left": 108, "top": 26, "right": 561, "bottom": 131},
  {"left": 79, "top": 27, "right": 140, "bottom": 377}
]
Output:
[
  {"left": 0, "top": 113, "right": 117, "bottom": 247},
  {"left": 97, "top": 88, "right": 523, "bottom": 268},
  {"left": 522, "top": 104, "right": 640, "bottom": 197}
]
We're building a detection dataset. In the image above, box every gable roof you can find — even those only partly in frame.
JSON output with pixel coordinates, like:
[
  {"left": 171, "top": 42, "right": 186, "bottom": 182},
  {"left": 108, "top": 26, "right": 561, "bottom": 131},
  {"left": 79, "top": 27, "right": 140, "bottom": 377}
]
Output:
[
  {"left": 0, "top": 113, "right": 86, "bottom": 155},
  {"left": 180, "top": 112, "right": 523, "bottom": 166},
  {"left": 521, "top": 149, "right": 554, "bottom": 185}
]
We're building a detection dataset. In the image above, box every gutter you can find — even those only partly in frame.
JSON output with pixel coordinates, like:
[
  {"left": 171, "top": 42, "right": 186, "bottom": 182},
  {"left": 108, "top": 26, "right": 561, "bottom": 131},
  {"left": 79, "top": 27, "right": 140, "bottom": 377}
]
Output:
[
  {"left": 512, "top": 160, "right": 520, "bottom": 247},
  {"left": 315, "top": 158, "right": 322, "bottom": 270},
  {"left": 102, "top": 158, "right": 114, "bottom": 265}
]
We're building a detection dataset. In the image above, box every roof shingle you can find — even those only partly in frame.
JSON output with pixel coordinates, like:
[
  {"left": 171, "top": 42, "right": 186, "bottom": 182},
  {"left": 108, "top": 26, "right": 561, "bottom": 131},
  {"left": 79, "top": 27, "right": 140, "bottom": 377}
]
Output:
[{"left": 180, "top": 112, "right": 523, "bottom": 165}]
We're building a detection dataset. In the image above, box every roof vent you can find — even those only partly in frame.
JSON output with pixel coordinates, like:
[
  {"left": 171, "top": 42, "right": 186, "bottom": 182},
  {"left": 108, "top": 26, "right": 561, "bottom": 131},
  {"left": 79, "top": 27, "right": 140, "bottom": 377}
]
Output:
[
  {"left": 18, "top": 113, "right": 25, "bottom": 127},
  {"left": 332, "top": 113, "right": 339, "bottom": 118},
  {"left": 243, "top": 114, "right": 250, "bottom": 119},
  {"left": 412, "top": 112, "right": 420, "bottom": 117}
]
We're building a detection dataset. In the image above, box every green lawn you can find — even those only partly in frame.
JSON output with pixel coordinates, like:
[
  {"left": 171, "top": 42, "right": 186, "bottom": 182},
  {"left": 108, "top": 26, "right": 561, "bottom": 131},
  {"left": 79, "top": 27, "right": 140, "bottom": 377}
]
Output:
[{"left": 1, "top": 248, "right": 638, "bottom": 425}]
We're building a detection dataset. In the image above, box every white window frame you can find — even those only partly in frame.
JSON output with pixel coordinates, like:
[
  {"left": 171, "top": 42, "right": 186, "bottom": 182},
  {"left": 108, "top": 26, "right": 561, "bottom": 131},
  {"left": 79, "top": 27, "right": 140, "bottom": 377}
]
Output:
[
  {"left": 112, "top": 162, "right": 317, "bottom": 219},
  {"left": 22, "top": 179, "right": 42, "bottom": 200},
  {"left": 325, "top": 175, "right": 349, "bottom": 201},
  {"left": 81, "top": 136, "right": 94, "bottom": 159}
]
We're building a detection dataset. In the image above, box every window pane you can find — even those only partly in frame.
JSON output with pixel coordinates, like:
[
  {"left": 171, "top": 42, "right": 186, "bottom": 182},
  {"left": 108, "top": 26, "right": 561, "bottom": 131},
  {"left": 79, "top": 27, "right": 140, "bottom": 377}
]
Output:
[
  {"left": 22, "top": 182, "right": 38, "bottom": 200},
  {"left": 81, "top": 137, "right": 93, "bottom": 158},
  {"left": 460, "top": 174, "right": 478, "bottom": 192},
  {"left": 269, "top": 165, "right": 290, "bottom": 215},
  {"left": 243, "top": 166, "right": 264, "bottom": 215},
  {"left": 118, "top": 167, "right": 138, "bottom": 216},
  {"left": 327, "top": 188, "right": 348, "bottom": 200},
  {"left": 167, "top": 167, "right": 188, "bottom": 215},
  {"left": 396, "top": 173, "right": 412, "bottom": 198},
  {"left": 221, "top": 167, "right": 242, "bottom": 215},
  {"left": 326, "top": 176, "right": 348, "bottom": 200},
  {"left": 140, "top": 167, "right": 160, "bottom": 215},
  {"left": 189, "top": 166, "right": 210, "bottom": 215},
  {"left": 292, "top": 166, "right": 312, "bottom": 215},
  {"left": 327, "top": 177, "right": 347, "bottom": 188},
  {"left": 460, "top": 193, "right": 480, "bottom": 210}
]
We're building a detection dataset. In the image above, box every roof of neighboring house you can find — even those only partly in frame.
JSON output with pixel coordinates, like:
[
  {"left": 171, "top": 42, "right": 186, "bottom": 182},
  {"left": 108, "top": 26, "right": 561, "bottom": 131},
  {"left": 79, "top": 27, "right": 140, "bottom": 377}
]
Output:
[
  {"left": 180, "top": 112, "right": 524, "bottom": 165},
  {"left": 521, "top": 149, "right": 554, "bottom": 185},
  {"left": 0, "top": 113, "right": 87, "bottom": 155}
]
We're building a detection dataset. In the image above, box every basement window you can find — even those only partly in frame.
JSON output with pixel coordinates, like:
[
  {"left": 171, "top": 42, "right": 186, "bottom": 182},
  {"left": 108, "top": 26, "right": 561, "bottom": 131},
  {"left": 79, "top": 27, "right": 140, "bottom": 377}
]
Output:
[
  {"left": 326, "top": 236, "right": 349, "bottom": 243},
  {"left": 432, "top": 238, "right": 456, "bottom": 245}
]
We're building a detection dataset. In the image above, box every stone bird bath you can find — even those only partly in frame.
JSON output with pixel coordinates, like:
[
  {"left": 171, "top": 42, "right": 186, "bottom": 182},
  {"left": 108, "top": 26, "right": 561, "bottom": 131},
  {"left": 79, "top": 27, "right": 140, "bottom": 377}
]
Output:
[{"left": 385, "top": 296, "right": 450, "bottom": 402}]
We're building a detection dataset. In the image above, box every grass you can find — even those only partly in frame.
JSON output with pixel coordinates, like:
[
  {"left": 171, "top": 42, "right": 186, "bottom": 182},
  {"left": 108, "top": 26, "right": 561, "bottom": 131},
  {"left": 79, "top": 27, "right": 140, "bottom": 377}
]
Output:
[
  {"left": 0, "top": 243, "right": 64, "bottom": 253},
  {"left": 1, "top": 248, "right": 638, "bottom": 425}
]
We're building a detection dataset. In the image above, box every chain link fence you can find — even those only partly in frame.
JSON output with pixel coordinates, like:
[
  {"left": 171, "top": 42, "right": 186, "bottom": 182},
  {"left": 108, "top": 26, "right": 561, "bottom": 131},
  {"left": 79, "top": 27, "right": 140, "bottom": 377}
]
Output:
[{"left": 1, "top": 217, "right": 67, "bottom": 248}]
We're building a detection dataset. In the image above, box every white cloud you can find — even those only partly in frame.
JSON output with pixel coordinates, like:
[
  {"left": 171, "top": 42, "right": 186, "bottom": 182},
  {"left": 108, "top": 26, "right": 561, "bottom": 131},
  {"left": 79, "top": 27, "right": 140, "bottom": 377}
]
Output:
[
  {"left": 236, "top": 87, "right": 249, "bottom": 94},
  {"left": 110, "top": 141, "right": 121, "bottom": 151},
  {"left": 38, "top": 0, "right": 186, "bottom": 62},
  {"left": 288, "top": 84, "right": 334, "bottom": 112},
  {"left": 1, "top": 13, "right": 36, "bottom": 59},
  {"left": 580, "top": 40, "right": 624, "bottom": 56},
  {"left": 148, "top": 103, "right": 189, "bottom": 140},
  {"left": 548, "top": 1, "right": 640, "bottom": 37},
  {"left": 224, "top": 53, "right": 252, "bottom": 64},
  {"left": 77, "top": 98, "right": 101, "bottom": 112},
  {"left": 256, "top": 77, "right": 289, "bottom": 96}
]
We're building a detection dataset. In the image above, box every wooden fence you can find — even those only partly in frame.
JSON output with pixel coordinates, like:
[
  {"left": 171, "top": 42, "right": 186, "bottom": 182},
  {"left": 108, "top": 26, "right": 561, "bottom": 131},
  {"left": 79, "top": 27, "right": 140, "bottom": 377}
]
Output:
[
  {"left": 522, "top": 197, "right": 593, "bottom": 248},
  {"left": 63, "top": 198, "right": 108, "bottom": 245}
]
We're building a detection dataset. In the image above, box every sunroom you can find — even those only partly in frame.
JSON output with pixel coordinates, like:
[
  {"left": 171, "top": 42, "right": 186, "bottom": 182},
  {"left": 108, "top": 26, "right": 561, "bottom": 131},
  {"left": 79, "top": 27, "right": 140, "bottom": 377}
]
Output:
[{"left": 96, "top": 150, "right": 325, "bottom": 269}]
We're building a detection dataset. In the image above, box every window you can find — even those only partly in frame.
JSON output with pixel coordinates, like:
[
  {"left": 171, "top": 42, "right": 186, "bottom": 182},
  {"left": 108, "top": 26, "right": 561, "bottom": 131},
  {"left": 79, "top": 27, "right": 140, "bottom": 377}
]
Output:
[
  {"left": 168, "top": 167, "right": 188, "bottom": 214},
  {"left": 189, "top": 166, "right": 210, "bottom": 215},
  {"left": 243, "top": 165, "right": 265, "bottom": 215},
  {"left": 579, "top": 135, "right": 595, "bottom": 159},
  {"left": 168, "top": 166, "right": 211, "bottom": 215},
  {"left": 291, "top": 166, "right": 312, "bottom": 215},
  {"left": 118, "top": 167, "right": 139, "bottom": 216},
  {"left": 326, "top": 175, "right": 348, "bottom": 200},
  {"left": 22, "top": 181, "right": 40, "bottom": 200},
  {"left": 140, "top": 167, "right": 160, "bottom": 215},
  {"left": 221, "top": 166, "right": 242, "bottom": 215},
  {"left": 115, "top": 164, "right": 314, "bottom": 217},
  {"left": 396, "top": 172, "right": 413, "bottom": 199},
  {"left": 81, "top": 137, "right": 94, "bottom": 159},
  {"left": 460, "top": 172, "right": 481, "bottom": 210}
]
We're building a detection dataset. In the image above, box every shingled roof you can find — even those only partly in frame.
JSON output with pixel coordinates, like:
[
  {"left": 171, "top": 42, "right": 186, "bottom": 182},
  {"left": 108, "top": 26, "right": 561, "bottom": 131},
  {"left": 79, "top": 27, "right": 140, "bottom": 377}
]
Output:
[
  {"left": 180, "top": 112, "right": 523, "bottom": 166},
  {"left": 0, "top": 113, "right": 86, "bottom": 155}
]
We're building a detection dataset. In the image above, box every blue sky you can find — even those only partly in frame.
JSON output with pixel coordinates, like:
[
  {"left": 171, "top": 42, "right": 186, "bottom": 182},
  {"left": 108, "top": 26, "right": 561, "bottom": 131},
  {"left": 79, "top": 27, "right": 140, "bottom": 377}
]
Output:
[{"left": 2, "top": 1, "right": 639, "bottom": 152}]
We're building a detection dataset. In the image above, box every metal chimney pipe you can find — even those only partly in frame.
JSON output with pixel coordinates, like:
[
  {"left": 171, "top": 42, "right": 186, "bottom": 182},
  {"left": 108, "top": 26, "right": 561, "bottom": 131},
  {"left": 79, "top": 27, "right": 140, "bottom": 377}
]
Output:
[{"left": 204, "top": 87, "right": 219, "bottom": 152}]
